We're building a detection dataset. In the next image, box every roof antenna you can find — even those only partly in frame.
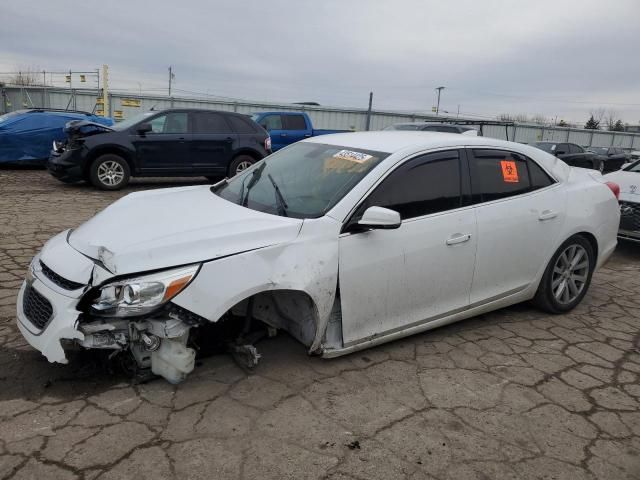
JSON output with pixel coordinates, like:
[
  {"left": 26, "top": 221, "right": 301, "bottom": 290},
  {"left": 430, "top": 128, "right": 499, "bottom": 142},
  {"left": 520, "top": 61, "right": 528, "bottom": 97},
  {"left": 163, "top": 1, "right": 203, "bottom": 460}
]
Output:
[{"left": 150, "top": 103, "right": 158, "bottom": 111}]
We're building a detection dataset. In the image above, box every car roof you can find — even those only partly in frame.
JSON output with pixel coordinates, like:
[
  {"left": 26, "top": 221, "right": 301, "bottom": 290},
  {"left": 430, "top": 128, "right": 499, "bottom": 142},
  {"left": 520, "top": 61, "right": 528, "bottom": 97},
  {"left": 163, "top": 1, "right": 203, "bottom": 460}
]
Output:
[
  {"left": 304, "top": 130, "right": 516, "bottom": 153},
  {"left": 393, "top": 122, "right": 469, "bottom": 127}
]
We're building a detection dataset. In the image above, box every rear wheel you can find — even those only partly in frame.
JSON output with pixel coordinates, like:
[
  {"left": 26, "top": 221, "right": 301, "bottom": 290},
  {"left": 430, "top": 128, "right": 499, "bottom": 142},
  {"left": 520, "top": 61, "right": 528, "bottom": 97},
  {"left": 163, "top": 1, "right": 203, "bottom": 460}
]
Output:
[
  {"left": 228, "top": 155, "right": 255, "bottom": 177},
  {"left": 89, "top": 154, "right": 130, "bottom": 190},
  {"left": 533, "top": 235, "right": 595, "bottom": 313}
]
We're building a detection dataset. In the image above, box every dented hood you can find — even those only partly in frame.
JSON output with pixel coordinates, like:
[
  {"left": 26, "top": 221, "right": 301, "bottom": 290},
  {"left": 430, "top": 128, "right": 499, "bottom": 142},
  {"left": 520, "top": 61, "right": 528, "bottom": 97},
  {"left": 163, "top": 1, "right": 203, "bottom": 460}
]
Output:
[{"left": 68, "top": 185, "right": 303, "bottom": 275}]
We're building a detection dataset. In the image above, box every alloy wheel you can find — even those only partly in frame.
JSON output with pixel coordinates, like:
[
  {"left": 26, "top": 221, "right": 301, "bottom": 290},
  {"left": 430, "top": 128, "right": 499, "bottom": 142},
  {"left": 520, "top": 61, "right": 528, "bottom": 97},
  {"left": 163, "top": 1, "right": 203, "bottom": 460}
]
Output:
[
  {"left": 97, "top": 160, "right": 125, "bottom": 186},
  {"left": 551, "top": 244, "right": 589, "bottom": 305},
  {"left": 235, "top": 160, "right": 253, "bottom": 174}
]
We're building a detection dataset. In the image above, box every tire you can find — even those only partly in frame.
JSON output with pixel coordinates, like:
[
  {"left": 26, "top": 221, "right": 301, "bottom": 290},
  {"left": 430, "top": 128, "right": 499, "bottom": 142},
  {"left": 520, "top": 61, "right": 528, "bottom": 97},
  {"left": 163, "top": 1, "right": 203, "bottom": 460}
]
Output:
[
  {"left": 89, "top": 154, "right": 131, "bottom": 190},
  {"left": 532, "top": 235, "right": 595, "bottom": 314},
  {"left": 228, "top": 155, "right": 255, "bottom": 177}
]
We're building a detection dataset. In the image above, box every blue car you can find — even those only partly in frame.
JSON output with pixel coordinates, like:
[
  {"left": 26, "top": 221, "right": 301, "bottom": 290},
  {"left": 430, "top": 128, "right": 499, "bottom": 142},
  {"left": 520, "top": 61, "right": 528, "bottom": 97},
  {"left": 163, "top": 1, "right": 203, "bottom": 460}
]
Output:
[{"left": 0, "top": 109, "right": 114, "bottom": 166}]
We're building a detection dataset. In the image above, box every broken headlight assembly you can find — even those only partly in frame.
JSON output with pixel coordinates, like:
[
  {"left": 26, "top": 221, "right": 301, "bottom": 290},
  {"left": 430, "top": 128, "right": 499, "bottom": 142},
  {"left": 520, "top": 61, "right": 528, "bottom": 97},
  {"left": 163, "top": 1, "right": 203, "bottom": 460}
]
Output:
[{"left": 90, "top": 264, "right": 200, "bottom": 317}]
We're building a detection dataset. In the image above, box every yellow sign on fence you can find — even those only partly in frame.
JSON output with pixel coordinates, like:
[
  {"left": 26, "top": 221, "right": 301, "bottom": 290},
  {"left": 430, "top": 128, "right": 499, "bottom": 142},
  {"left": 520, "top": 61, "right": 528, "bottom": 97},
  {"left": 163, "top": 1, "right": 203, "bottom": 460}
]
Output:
[
  {"left": 121, "top": 98, "right": 141, "bottom": 107},
  {"left": 113, "top": 110, "right": 124, "bottom": 119}
]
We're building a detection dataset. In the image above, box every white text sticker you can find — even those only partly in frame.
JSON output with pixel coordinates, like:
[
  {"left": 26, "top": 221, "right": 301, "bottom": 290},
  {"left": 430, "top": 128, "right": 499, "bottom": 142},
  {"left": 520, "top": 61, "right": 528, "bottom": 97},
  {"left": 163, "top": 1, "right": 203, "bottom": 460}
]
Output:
[{"left": 332, "top": 149, "right": 373, "bottom": 164}]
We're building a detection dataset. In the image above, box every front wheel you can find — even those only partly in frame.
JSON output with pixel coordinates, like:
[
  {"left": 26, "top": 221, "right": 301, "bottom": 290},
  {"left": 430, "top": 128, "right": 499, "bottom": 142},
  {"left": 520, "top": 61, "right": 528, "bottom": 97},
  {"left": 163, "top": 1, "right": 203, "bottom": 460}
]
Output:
[
  {"left": 89, "top": 154, "right": 130, "bottom": 190},
  {"left": 228, "top": 155, "right": 255, "bottom": 177},
  {"left": 533, "top": 235, "right": 595, "bottom": 313}
]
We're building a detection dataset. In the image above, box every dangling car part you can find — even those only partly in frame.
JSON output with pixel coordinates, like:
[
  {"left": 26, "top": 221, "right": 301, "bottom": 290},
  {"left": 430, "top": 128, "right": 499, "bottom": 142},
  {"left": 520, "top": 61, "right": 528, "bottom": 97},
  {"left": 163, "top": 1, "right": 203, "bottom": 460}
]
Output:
[{"left": 17, "top": 133, "right": 619, "bottom": 383}]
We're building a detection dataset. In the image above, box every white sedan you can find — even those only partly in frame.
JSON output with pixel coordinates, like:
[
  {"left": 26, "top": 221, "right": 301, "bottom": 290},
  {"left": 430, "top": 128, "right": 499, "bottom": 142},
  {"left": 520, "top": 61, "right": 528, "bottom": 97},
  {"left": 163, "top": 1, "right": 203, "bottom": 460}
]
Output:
[
  {"left": 17, "top": 132, "right": 620, "bottom": 383},
  {"left": 605, "top": 160, "right": 640, "bottom": 242}
]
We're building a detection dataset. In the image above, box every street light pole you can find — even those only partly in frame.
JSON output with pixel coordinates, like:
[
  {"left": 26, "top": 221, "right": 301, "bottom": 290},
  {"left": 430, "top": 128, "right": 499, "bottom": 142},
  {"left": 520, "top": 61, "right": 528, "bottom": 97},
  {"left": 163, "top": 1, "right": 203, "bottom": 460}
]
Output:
[{"left": 435, "top": 86, "right": 445, "bottom": 115}]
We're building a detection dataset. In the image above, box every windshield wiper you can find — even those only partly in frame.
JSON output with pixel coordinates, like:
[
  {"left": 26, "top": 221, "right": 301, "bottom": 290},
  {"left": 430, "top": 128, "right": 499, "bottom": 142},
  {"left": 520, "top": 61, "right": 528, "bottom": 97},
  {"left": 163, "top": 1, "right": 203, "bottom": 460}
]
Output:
[
  {"left": 241, "top": 162, "right": 266, "bottom": 206},
  {"left": 267, "top": 173, "right": 288, "bottom": 217}
]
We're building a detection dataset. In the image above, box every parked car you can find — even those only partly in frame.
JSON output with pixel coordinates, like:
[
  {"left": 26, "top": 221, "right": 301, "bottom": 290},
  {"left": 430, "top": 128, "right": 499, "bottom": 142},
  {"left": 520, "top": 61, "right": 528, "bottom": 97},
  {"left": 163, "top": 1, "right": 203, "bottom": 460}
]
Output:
[
  {"left": 17, "top": 132, "right": 619, "bottom": 383},
  {"left": 384, "top": 122, "right": 480, "bottom": 135},
  {"left": 251, "top": 111, "right": 349, "bottom": 151},
  {"left": 534, "top": 142, "right": 603, "bottom": 171},
  {"left": 630, "top": 150, "right": 640, "bottom": 161},
  {"left": 605, "top": 160, "right": 640, "bottom": 242},
  {"left": 587, "top": 146, "right": 630, "bottom": 172},
  {"left": 48, "top": 108, "right": 270, "bottom": 190},
  {"left": 0, "top": 109, "right": 113, "bottom": 166}
]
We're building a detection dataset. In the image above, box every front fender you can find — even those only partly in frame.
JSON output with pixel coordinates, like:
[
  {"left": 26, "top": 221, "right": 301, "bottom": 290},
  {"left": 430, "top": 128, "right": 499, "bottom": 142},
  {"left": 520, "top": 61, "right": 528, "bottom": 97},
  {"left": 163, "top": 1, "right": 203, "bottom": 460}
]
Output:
[{"left": 171, "top": 217, "right": 341, "bottom": 352}]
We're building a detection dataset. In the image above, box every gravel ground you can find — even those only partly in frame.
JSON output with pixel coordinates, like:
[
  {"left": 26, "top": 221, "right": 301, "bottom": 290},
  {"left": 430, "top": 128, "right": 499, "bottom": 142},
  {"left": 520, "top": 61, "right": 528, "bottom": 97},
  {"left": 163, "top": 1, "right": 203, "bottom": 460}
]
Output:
[{"left": 1, "top": 169, "right": 639, "bottom": 480}]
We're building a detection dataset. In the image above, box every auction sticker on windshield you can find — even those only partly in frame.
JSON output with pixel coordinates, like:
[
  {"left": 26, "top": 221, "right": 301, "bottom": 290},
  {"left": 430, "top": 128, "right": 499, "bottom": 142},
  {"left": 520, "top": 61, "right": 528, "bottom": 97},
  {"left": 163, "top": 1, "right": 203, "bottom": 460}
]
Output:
[{"left": 333, "top": 150, "right": 373, "bottom": 164}]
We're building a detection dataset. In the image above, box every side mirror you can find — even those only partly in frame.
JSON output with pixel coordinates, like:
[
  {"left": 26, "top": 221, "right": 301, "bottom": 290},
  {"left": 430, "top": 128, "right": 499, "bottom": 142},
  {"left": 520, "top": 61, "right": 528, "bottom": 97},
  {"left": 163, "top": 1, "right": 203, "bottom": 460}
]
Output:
[
  {"left": 137, "top": 123, "right": 152, "bottom": 135},
  {"left": 555, "top": 150, "right": 566, "bottom": 156},
  {"left": 260, "top": 123, "right": 269, "bottom": 131},
  {"left": 357, "top": 206, "right": 401, "bottom": 230}
]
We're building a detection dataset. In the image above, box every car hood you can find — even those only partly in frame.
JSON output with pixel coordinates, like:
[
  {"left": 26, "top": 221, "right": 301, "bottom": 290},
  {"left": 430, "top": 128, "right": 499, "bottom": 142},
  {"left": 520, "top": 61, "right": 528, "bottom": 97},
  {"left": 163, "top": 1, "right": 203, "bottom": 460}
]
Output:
[
  {"left": 64, "top": 119, "right": 114, "bottom": 140},
  {"left": 68, "top": 185, "right": 303, "bottom": 276},
  {"left": 605, "top": 170, "right": 640, "bottom": 202}
]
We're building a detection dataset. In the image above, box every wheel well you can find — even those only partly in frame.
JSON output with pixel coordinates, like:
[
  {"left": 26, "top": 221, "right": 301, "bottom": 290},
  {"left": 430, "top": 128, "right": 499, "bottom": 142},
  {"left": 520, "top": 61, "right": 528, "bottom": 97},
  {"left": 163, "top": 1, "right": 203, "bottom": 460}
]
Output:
[
  {"left": 228, "top": 289, "right": 319, "bottom": 347},
  {"left": 575, "top": 231, "right": 598, "bottom": 260},
  {"left": 84, "top": 148, "right": 134, "bottom": 178}
]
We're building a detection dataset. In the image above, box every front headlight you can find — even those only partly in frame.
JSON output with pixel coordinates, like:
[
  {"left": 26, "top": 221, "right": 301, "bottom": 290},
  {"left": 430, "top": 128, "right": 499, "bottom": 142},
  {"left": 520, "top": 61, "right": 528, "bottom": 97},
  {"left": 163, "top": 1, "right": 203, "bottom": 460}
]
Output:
[{"left": 90, "top": 264, "right": 200, "bottom": 317}]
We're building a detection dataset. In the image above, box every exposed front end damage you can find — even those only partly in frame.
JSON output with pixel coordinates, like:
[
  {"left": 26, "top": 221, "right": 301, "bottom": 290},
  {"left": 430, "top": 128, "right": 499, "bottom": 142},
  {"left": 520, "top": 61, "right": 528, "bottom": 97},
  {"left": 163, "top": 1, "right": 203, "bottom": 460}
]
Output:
[{"left": 17, "top": 216, "right": 343, "bottom": 384}]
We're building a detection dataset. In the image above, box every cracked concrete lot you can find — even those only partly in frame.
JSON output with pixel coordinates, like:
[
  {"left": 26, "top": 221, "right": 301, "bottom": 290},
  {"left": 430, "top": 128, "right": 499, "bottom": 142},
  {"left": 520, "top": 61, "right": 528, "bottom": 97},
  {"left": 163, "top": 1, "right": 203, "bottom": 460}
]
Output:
[{"left": 1, "top": 169, "right": 640, "bottom": 480}]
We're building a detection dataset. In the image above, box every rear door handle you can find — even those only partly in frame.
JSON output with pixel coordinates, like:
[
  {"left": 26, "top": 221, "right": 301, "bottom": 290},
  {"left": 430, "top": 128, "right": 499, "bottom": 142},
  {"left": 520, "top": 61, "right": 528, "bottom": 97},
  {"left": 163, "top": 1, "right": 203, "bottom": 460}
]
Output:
[
  {"left": 446, "top": 233, "right": 472, "bottom": 246},
  {"left": 280, "top": 133, "right": 288, "bottom": 137},
  {"left": 304, "top": 134, "right": 311, "bottom": 137},
  {"left": 225, "top": 137, "right": 234, "bottom": 143},
  {"left": 538, "top": 210, "right": 558, "bottom": 221}
]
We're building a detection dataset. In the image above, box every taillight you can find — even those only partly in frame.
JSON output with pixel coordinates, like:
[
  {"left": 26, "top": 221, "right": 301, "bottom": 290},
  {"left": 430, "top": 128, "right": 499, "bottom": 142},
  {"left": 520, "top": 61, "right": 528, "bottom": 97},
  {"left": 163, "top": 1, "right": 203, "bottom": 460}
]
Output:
[
  {"left": 605, "top": 181, "right": 620, "bottom": 200},
  {"left": 264, "top": 137, "right": 272, "bottom": 152}
]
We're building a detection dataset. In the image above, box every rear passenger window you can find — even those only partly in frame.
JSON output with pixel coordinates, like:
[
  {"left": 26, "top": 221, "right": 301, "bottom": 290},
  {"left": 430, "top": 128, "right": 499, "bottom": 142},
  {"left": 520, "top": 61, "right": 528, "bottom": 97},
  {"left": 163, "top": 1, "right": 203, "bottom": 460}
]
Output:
[
  {"left": 283, "top": 115, "right": 307, "bottom": 130},
  {"left": 568, "top": 144, "right": 581, "bottom": 154},
  {"left": 358, "top": 150, "right": 461, "bottom": 220},
  {"left": 193, "top": 113, "right": 233, "bottom": 134},
  {"left": 528, "top": 159, "right": 555, "bottom": 189},
  {"left": 470, "top": 150, "right": 531, "bottom": 202},
  {"left": 228, "top": 115, "right": 258, "bottom": 134}
]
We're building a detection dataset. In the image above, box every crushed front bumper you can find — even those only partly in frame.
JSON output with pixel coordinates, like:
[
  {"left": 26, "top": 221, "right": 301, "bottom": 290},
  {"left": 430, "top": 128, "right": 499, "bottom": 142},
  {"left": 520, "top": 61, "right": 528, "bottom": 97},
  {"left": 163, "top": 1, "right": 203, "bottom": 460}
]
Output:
[{"left": 16, "top": 277, "right": 84, "bottom": 364}]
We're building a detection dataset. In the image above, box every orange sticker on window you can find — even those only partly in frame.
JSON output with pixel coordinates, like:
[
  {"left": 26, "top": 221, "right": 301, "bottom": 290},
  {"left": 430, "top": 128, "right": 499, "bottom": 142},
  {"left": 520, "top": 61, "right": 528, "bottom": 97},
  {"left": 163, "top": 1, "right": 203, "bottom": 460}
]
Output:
[{"left": 500, "top": 160, "right": 519, "bottom": 183}]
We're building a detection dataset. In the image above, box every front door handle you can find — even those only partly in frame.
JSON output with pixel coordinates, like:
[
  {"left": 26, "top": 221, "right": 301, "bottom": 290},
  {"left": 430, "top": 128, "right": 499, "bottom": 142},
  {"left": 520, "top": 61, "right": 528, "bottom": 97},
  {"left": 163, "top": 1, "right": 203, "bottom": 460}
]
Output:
[
  {"left": 446, "top": 233, "right": 472, "bottom": 246},
  {"left": 225, "top": 137, "right": 234, "bottom": 143},
  {"left": 280, "top": 133, "right": 288, "bottom": 137},
  {"left": 538, "top": 210, "right": 558, "bottom": 221}
]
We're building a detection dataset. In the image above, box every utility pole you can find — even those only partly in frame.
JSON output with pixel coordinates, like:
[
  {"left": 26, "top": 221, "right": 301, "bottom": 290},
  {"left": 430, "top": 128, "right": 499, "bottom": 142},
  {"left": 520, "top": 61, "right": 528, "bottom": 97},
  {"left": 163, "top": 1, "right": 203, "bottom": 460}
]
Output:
[
  {"left": 435, "top": 86, "right": 445, "bottom": 115},
  {"left": 365, "top": 91, "right": 373, "bottom": 131},
  {"left": 102, "top": 64, "right": 109, "bottom": 118},
  {"left": 457, "top": 104, "right": 460, "bottom": 118},
  {"left": 168, "top": 66, "right": 173, "bottom": 96}
]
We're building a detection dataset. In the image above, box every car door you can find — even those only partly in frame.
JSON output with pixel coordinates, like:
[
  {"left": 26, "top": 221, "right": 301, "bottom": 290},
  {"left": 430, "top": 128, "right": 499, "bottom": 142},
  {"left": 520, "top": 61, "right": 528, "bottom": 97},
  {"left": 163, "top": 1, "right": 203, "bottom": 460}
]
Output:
[
  {"left": 133, "top": 111, "right": 191, "bottom": 173},
  {"left": 282, "top": 114, "right": 310, "bottom": 145},
  {"left": 190, "top": 111, "right": 236, "bottom": 174},
  {"left": 467, "top": 149, "right": 565, "bottom": 304},
  {"left": 258, "top": 114, "right": 287, "bottom": 150},
  {"left": 338, "top": 149, "right": 478, "bottom": 346}
]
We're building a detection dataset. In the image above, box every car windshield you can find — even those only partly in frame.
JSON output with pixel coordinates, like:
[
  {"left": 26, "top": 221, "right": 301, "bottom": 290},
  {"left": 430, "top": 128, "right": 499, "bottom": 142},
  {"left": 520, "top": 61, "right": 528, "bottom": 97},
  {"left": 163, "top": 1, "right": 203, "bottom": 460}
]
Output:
[
  {"left": 214, "top": 142, "right": 389, "bottom": 219},
  {"left": 384, "top": 124, "right": 422, "bottom": 131},
  {"left": 589, "top": 147, "right": 608, "bottom": 155},
  {"left": 112, "top": 112, "right": 156, "bottom": 131},
  {"left": 624, "top": 160, "right": 640, "bottom": 172},
  {"left": 535, "top": 142, "right": 556, "bottom": 153}
]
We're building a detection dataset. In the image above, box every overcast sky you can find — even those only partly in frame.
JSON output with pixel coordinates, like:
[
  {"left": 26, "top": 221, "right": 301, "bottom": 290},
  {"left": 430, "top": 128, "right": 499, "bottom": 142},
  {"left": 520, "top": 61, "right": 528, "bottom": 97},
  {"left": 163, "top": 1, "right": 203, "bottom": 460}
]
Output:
[{"left": 2, "top": 0, "right": 639, "bottom": 124}]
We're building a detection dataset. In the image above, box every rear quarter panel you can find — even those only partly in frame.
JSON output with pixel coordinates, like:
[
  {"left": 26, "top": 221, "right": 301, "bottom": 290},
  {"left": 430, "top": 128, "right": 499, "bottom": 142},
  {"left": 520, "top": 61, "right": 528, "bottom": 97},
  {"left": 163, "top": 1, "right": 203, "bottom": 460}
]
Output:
[{"left": 562, "top": 169, "right": 619, "bottom": 269}]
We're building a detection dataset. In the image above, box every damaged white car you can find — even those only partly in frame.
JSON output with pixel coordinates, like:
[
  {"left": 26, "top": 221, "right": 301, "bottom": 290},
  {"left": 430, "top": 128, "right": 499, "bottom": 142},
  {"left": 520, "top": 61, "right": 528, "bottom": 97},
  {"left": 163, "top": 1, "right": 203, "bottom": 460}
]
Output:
[{"left": 17, "top": 132, "right": 620, "bottom": 383}]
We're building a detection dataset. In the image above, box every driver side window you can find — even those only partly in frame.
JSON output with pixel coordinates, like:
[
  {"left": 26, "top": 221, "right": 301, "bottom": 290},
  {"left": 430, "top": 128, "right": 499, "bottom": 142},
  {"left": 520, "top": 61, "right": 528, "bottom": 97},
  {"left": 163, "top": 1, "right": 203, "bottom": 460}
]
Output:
[
  {"left": 355, "top": 150, "right": 462, "bottom": 222},
  {"left": 148, "top": 112, "right": 188, "bottom": 134}
]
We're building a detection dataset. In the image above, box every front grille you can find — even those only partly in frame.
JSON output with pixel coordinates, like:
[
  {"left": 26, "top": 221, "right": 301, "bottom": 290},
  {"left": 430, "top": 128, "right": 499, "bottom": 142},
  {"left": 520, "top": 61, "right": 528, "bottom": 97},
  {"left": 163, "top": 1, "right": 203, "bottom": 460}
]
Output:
[
  {"left": 23, "top": 284, "right": 53, "bottom": 330},
  {"left": 40, "top": 261, "right": 84, "bottom": 290},
  {"left": 620, "top": 201, "right": 640, "bottom": 232}
]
